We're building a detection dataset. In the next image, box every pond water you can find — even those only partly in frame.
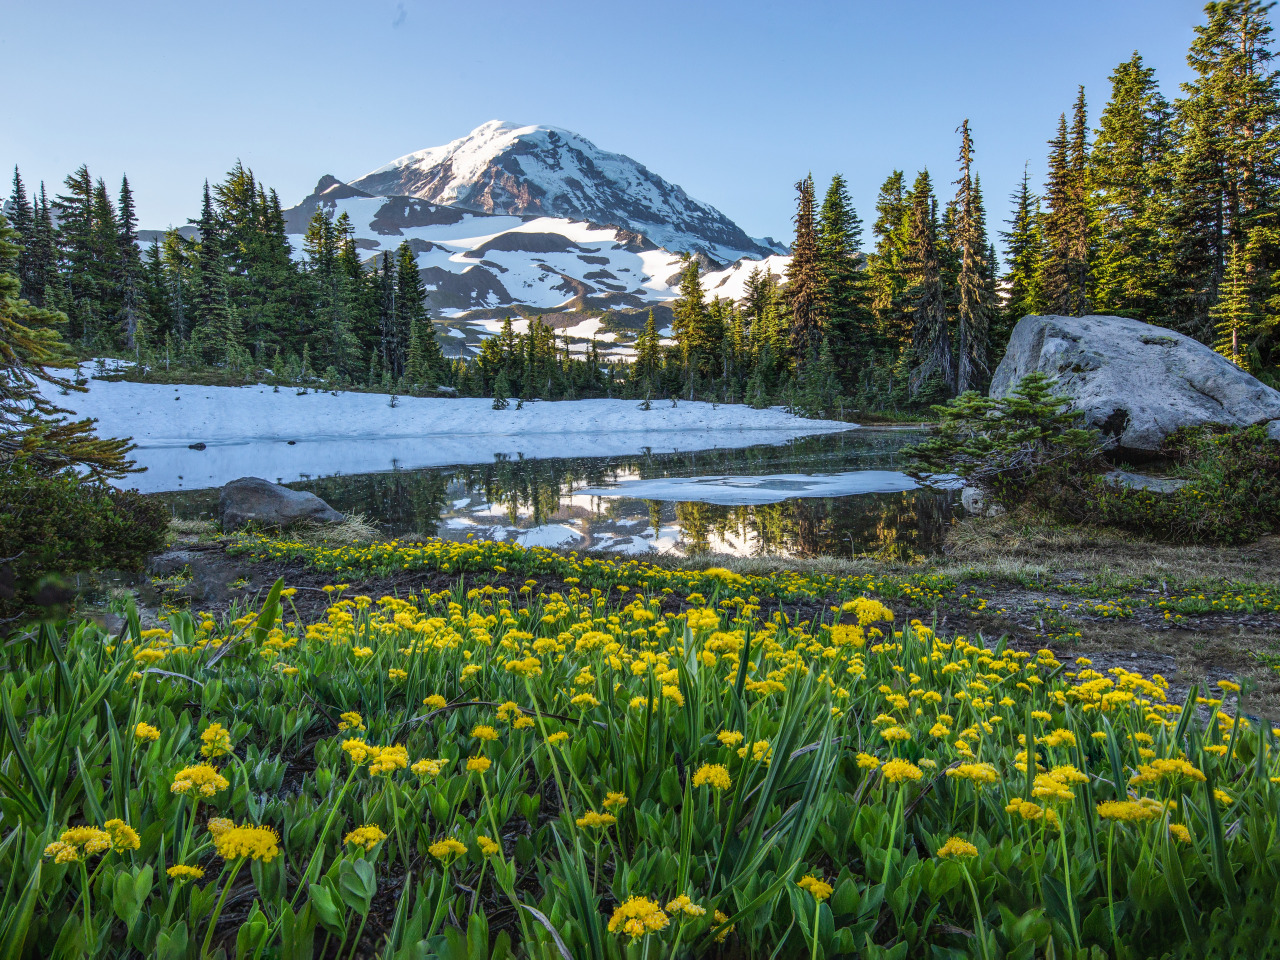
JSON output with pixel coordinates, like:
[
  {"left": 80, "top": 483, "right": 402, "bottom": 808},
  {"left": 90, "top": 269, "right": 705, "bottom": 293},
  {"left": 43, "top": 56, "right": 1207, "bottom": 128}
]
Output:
[{"left": 157, "top": 428, "right": 960, "bottom": 560}]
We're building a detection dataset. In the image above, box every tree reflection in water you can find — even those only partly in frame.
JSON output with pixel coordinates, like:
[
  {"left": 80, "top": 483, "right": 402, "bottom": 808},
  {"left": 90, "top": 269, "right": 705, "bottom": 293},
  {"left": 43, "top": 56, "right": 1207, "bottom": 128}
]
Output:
[{"left": 155, "top": 430, "right": 956, "bottom": 560}]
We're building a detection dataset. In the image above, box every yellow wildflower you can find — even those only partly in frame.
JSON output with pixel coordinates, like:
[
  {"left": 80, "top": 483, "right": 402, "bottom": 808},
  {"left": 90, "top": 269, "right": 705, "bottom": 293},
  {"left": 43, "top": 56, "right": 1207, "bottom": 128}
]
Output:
[
  {"left": 936, "top": 837, "right": 979, "bottom": 858},
  {"left": 344, "top": 825, "right": 387, "bottom": 851},
  {"left": 797, "top": 874, "right": 833, "bottom": 901},
  {"left": 608, "top": 896, "right": 669, "bottom": 940},
  {"left": 213, "top": 824, "right": 280, "bottom": 862}
]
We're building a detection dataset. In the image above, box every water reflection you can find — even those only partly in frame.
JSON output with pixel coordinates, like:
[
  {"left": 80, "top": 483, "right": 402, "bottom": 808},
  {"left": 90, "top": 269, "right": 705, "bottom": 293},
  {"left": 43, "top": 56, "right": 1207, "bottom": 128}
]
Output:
[{"left": 157, "top": 429, "right": 957, "bottom": 560}]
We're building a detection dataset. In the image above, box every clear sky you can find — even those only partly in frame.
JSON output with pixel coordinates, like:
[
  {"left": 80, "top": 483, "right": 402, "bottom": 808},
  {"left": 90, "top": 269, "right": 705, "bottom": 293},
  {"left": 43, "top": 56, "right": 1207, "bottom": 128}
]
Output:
[{"left": 5, "top": 0, "right": 1211, "bottom": 248}]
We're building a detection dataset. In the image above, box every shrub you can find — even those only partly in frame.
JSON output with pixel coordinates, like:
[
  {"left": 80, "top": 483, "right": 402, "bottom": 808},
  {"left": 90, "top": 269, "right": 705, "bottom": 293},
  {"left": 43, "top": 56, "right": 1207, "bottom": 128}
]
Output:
[
  {"left": 1086, "top": 423, "right": 1280, "bottom": 544},
  {"left": 906, "top": 373, "right": 1104, "bottom": 504},
  {"left": 909, "top": 376, "right": 1280, "bottom": 544},
  {"left": 0, "top": 470, "right": 167, "bottom": 622}
]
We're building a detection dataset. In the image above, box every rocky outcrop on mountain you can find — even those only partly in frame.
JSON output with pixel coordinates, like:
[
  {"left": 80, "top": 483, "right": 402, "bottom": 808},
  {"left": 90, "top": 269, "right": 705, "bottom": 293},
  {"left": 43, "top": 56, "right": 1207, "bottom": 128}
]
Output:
[
  {"left": 350, "top": 121, "right": 778, "bottom": 261},
  {"left": 990, "top": 314, "right": 1280, "bottom": 454}
]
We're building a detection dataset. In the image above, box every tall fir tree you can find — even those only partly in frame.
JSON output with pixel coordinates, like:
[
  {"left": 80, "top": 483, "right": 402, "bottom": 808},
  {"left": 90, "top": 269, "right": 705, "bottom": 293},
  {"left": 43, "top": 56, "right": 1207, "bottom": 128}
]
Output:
[
  {"left": 1170, "top": 0, "right": 1280, "bottom": 343},
  {"left": 816, "top": 173, "right": 875, "bottom": 380},
  {"left": 952, "top": 121, "right": 994, "bottom": 393},
  {"left": 188, "top": 182, "right": 242, "bottom": 364},
  {"left": 867, "top": 171, "right": 913, "bottom": 352},
  {"left": 395, "top": 241, "right": 427, "bottom": 379},
  {"left": 1001, "top": 171, "right": 1046, "bottom": 344},
  {"left": 904, "top": 170, "right": 952, "bottom": 395},
  {"left": 785, "top": 174, "right": 825, "bottom": 357},
  {"left": 1091, "top": 52, "right": 1175, "bottom": 321},
  {"left": 7, "top": 168, "right": 37, "bottom": 301},
  {"left": 116, "top": 175, "right": 147, "bottom": 348},
  {"left": 1042, "top": 95, "right": 1093, "bottom": 316}
]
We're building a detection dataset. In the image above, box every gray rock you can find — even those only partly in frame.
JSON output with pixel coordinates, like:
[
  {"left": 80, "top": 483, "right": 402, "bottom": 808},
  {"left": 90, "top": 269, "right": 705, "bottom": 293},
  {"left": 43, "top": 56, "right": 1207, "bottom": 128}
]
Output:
[
  {"left": 1268, "top": 419, "right": 1280, "bottom": 442},
  {"left": 219, "top": 477, "right": 343, "bottom": 531},
  {"left": 990, "top": 314, "right": 1280, "bottom": 454},
  {"left": 148, "top": 550, "right": 198, "bottom": 576},
  {"left": 960, "top": 484, "right": 1007, "bottom": 518},
  {"left": 1103, "top": 469, "right": 1188, "bottom": 494}
]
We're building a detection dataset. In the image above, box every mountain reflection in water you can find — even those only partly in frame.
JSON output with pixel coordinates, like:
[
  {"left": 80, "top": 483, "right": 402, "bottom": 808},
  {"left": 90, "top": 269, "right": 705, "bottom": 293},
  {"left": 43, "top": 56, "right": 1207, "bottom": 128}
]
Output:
[{"left": 157, "top": 428, "right": 957, "bottom": 561}]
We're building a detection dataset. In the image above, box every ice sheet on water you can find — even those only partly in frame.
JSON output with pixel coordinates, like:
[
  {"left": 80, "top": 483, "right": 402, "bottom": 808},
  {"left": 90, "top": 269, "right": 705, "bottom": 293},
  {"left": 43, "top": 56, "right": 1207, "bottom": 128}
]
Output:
[{"left": 577, "top": 471, "right": 921, "bottom": 506}]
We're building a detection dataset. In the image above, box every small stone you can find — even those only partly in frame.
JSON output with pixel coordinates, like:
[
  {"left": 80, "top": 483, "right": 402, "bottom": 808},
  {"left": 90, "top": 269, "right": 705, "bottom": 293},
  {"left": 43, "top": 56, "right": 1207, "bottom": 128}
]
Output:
[{"left": 188, "top": 442, "right": 207, "bottom": 451}]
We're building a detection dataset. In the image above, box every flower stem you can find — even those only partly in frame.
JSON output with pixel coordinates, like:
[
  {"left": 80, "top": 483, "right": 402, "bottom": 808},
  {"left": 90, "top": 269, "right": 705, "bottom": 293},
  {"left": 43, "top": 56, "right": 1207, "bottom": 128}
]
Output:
[
  {"left": 201, "top": 858, "right": 245, "bottom": 959},
  {"left": 961, "top": 864, "right": 991, "bottom": 960}
]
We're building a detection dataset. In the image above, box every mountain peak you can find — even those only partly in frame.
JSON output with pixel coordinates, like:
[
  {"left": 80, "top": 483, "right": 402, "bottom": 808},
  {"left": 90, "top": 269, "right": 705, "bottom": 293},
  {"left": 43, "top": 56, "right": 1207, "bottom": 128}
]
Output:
[{"left": 350, "top": 122, "right": 774, "bottom": 262}]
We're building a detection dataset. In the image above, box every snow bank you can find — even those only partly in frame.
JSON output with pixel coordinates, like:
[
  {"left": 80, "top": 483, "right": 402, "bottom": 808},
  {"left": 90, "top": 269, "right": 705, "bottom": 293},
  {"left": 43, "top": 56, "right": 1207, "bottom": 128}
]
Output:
[{"left": 48, "top": 369, "right": 854, "bottom": 493}]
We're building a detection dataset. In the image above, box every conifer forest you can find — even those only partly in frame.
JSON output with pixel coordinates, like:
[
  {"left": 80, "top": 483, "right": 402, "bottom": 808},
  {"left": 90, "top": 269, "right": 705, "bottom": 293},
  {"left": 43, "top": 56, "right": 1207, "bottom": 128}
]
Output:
[{"left": 7, "top": 2, "right": 1280, "bottom": 415}]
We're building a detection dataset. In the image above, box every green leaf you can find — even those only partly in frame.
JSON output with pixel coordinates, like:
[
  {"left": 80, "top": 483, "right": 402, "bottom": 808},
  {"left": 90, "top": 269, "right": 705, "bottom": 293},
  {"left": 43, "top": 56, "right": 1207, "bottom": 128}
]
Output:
[
  {"left": 153, "top": 922, "right": 189, "bottom": 960},
  {"left": 0, "top": 685, "right": 48, "bottom": 815},
  {"left": 0, "top": 860, "right": 41, "bottom": 960},
  {"left": 308, "top": 882, "right": 346, "bottom": 935},
  {"left": 338, "top": 858, "right": 377, "bottom": 916}
]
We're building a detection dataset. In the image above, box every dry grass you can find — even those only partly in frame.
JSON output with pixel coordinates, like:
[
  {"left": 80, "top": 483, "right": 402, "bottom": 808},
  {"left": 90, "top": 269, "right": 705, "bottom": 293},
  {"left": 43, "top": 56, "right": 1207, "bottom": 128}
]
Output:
[
  {"left": 288, "top": 512, "right": 381, "bottom": 547},
  {"left": 168, "top": 518, "right": 218, "bottom": 536},
  {"left": 942, "top": 511, "right": 1280, "bottom": 590}
]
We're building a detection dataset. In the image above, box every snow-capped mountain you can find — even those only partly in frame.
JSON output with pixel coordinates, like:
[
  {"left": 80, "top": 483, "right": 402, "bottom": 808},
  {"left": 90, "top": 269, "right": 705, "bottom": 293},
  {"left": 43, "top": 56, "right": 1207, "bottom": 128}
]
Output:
[
  {"left": 283, "top": 175, "right": 788, "bottom": 318},
  {"left": 281, "top": 175, "right": 789, "bottom": 360},
  {"left": 349, "top": 121, "right": 782, "bottom": 263}
]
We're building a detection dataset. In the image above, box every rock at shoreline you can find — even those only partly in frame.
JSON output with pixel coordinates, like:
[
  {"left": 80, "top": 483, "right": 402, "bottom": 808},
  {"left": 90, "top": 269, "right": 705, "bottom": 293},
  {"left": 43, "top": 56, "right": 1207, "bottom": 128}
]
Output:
[
  {"left": 1103, "top": 469, "right": 1189, "bottom": 494},
  {"left": 960, "top": 484, "right": 1006, "bottom": 518},
  {"left": 219, "top": 477, "right": 343, "bottom": 531},
  {"left": 990, "top": 314, "right": 1280, "bottom": 454}
]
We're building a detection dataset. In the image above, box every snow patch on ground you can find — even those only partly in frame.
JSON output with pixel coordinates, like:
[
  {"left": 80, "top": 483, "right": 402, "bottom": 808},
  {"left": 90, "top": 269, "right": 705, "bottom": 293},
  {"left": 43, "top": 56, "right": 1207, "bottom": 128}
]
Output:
[{"left": 54, "top": 368, "right": 853, "bottom": 492}]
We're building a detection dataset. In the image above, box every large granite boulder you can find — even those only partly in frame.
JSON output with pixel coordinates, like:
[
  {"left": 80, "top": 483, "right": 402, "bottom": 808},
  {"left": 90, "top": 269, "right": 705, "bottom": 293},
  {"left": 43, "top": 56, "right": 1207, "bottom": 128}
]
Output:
[
  {"left": 219, "top": 477, "right": 343, "bottom": 530},
  {"left": 990, "top": 314, "right": 1280, "bottom": 454}
]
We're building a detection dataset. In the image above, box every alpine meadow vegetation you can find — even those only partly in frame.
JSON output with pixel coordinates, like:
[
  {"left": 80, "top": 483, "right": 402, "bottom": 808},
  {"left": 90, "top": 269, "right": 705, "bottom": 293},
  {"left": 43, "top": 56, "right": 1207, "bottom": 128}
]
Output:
[{"left": 1, "top": 535, "right": 1278, "bottom": 958}]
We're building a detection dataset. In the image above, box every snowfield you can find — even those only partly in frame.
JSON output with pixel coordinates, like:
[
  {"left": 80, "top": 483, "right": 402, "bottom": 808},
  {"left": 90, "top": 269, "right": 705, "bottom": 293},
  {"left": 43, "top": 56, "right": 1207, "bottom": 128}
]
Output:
[{"left": 46, "top": 370, "right": 854, "bottom": 493}]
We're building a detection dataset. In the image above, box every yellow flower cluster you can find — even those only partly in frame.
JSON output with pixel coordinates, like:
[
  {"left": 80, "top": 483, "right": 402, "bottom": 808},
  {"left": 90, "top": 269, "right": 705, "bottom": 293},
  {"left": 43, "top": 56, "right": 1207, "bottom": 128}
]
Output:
[
  {"left": 171, "top": 763, "right": 230, "bottom": 797},
  {"left": 212, "top": 823, "right": 280, "bottom": 862},
  {"left": 608, "top": 896, "right": 669, "bottom": 940},
  {"left": 797, "top": 874, "right": 833, "bottom": 901},
  {"left": 936, "top": 836, "right": 979, "bottom": 859},
  {"left": 343, "top": 824, "right": 387, "bottom": 850}
]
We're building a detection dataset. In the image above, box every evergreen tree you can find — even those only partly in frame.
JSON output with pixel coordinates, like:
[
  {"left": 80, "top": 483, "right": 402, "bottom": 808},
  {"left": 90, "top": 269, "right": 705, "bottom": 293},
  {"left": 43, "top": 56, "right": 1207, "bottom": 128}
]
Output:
[
  {"left": 816, "top": 173, "right": 875, "bottom": 379},
  {"left": 188, "top": 182, "right": 242, "bottom": 364},
  {"left": 1213, "top": 241, "right": 1258, "bottom": 367},
  {"left": 867, "top": 171, "right": 913, "bottom": 352},
  {"left": 116, "top": 175, "right": 148, "bottom": 349},
  {"left": 7, "top": 168, "right": 37, "bottom": 301},
  {"left": 1170, "top": 0, "right": 1280, "bottom": 342},
  {"left": 394, "top": 242, "right": 426, "bottom": 378},
  {"left": 904, "top": 170, "right": 952, "bottom": 395},
  {"left": 636, "top": 308, "right": 661, "bottom": 387},
  {"left": 1042, "top": 94, "right": 1093, "bottom": 316},
  {"left": 1091, "top": 52, "right": 1175, "bottom": 321},
  {"left": 953, "top": 121, "right": 994, "bottom": 393},
  {"left": 671, "top": 258, "right": 714, "bottom": 380},
  {"left": 785, "top": 174, "right": 825, "bottom": 356},
  {"left": 492, "top": 368, "right": 511, "bottom": 409},
  {"left": 1000, "top": 167, "right": 1045, "bottom": 338},
  {"left": 1, "top": 212, "right": 136, "bottom": 478},
  {"left": 54, "top": 165, "right": 98, "bottom": 341}
]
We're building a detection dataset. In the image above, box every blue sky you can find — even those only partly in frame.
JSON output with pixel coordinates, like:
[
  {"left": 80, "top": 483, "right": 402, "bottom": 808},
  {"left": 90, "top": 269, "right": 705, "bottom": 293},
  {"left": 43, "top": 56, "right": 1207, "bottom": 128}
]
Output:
[{"left": 5, "top": 0, "right": 1210, "bottom": 248}]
